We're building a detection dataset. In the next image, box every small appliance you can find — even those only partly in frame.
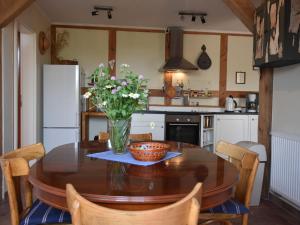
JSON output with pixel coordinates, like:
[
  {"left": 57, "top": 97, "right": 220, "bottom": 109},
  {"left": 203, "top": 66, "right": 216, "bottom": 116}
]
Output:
[
  {"left": 246, "top": 93, "right": 258, "bottom": 112},
  {"left": 225, "top": 95, "right": 237, "bottom": 112}
]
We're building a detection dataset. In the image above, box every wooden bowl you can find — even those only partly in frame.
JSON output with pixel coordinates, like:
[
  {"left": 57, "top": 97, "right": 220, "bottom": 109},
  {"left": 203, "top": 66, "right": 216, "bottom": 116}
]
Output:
[{"left": 129, "top": 142, "right": 170, "bottom": 161}]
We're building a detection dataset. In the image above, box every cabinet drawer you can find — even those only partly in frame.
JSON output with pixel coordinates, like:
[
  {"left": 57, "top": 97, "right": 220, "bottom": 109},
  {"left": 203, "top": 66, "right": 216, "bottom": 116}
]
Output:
[{"left": 132, "top": 113, "right": 165, "bottom": 122}]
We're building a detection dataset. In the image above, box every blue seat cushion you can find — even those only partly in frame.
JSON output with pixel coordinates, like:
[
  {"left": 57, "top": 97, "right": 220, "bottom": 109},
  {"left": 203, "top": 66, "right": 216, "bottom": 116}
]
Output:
[
  {"left": 20, "top": 199, "right": 71, "bottom": 225},
  {"left": 208, "top": 199, "right": 249, "bottom": 214}
]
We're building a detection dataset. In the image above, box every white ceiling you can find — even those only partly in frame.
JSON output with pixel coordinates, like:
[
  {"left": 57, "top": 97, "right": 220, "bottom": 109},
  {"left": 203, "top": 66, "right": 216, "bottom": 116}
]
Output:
[{"left": 36, "top": 0, "right": 260, "bottom": 33}]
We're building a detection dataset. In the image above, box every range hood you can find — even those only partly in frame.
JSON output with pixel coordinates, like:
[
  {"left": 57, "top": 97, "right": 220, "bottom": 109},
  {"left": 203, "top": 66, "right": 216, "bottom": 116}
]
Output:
[{"left": 161, "top": 27, "right": 198, "bottom": 72}]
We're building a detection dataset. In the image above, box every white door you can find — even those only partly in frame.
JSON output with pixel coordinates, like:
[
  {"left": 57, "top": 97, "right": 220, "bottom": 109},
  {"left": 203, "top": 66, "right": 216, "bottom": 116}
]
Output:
[
  {"left": 43, "top": 128, "right": 80, "bottom": 153},
  {"left": 214, "top": 115, "right": 249, "bottom": 147},
  {"left": 43, "top": 65, "right": 79, "bottom": 127}
]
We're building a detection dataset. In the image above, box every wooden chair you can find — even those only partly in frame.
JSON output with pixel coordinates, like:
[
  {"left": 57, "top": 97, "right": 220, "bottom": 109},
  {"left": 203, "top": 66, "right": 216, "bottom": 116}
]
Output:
[
  {"left": 199, "top": 140, "right": 259, "bottom": 225},
  {"left": 97, "top": 132, "right": 152, "bottom": 143},
  {"left": 66, "top": 182, "right": 202, "bottom": 225},
  {"left": 0, "top": 143, "right": 71, "bottom": 225}
]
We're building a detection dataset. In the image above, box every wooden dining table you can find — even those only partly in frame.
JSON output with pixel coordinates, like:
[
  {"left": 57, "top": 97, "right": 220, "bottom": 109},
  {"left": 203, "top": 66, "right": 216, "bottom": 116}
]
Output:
[{"left": 28, "top": 141, "right": 238, "bottom": 211}]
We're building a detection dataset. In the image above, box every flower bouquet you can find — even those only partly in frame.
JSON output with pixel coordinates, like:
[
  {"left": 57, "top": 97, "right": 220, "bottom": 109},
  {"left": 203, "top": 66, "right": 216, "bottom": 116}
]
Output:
[{"left": 84, "top": 63, "right": 148, "bottom": 154}]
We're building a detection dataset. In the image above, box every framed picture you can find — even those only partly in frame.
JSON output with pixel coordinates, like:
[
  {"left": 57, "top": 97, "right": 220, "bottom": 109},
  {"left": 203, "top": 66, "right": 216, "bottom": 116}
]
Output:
[{"left": 236, "top": 72, "right": 246, "bottom": 84}]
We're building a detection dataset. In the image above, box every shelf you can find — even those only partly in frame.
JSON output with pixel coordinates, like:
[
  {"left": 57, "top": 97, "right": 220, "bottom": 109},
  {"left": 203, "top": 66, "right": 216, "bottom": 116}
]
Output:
[{"left": 203, "top": 142, "right": 214, "bottom": 147}]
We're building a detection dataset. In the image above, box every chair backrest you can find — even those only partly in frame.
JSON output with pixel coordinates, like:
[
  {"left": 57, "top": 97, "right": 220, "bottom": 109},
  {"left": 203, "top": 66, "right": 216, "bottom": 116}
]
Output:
[
  {"left": 66, "top": 182, "right": 202, "bottom": 225},
  {"left": 0, "top": 143, "right": 45, "bottom": 225},
  {"left": 129, "top": 133, "right": 152, "bottom": 142},
  {"left": 98, "top": 132, "right": 152, "bottom": 143},
  {"left": 216, "top": 141, "right": 259, "bottom": 208}
]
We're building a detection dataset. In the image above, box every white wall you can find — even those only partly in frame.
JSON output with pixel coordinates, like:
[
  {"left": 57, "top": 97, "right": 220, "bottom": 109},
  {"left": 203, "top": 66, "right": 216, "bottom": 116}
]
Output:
[
  {"left": 2, "top": 3, "right": 50, "bottom": 152},
  {"left": 16, "top": 3, "right": 51, "bottom": 142},
  {"left": 2, "top": 23, "right": 15, "bottom": 155},
  {"left": 272, "top": 64, "right": 300, "bottom": 136}
]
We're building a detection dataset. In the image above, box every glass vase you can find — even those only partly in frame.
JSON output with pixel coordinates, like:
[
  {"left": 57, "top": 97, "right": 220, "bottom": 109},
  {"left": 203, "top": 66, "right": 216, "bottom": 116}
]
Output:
[{"left": 108, "top": 118, "right": 131, "bottom": 154}]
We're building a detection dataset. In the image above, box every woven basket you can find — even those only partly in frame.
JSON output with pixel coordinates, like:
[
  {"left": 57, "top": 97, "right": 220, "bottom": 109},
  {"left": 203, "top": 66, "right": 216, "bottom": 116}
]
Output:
[{"left": 129, "top": 142, "right": 170, "bottom": 161}]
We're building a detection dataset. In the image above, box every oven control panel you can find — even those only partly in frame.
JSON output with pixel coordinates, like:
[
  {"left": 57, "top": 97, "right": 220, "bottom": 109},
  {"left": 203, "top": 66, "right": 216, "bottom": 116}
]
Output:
[{"left": 165, "top": 115, "right": 201, "bottom": 123}]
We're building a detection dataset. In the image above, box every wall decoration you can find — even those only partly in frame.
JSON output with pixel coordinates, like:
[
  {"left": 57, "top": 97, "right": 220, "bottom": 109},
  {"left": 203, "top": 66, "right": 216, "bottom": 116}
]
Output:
[
  {"left": 253, "top": 0, "right": 300, "bottom": 68},
  {"left": 197, "top": 45, "right": 212, "bottom": 70},
  {"left": 236, "top": 72, "right": 246, "bottom": 84}
]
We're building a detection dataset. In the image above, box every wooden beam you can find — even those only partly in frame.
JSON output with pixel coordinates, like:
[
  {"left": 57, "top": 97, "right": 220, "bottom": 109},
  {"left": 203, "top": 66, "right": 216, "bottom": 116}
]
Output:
[
  {"left": 219, "top": 34, "right": 228, "bottom": 107},
  {"left": 108, "top": 30, "right": 116, "bottom": 75},
  {"left": 223, "top": 0, "right": 255, "bottom": 33},
  {"left": 258, "top": 67, "right": 273, "bottom": 198},
  {"left": 0, "top": 0, "right": 35, "bottom": 28},
  {"left": 50, "top": 25, "right": 57, "bottom": 64}
]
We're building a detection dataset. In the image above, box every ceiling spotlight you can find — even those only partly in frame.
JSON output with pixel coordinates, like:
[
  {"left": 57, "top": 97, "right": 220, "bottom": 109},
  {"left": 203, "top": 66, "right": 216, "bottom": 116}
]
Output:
[
  {"left": 178, "top": 11, "right": 207, "bottom": 24},
  {"left": 107, "top": 10, "right": 112, "bottom": 19},
  {"left": 92, "top": 6, "right": 113, "bottom": 19},
  {"left": 91, "top": 10, "right": 99, "bottom": 16},
  {"left": 201, "top": 16, "right": 206, "bottom": 24}
]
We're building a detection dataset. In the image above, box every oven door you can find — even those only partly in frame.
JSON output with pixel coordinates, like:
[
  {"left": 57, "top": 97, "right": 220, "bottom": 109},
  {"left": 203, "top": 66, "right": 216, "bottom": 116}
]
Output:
[{"left": 166, "top": 122, "right": 200, "bottom": 145}]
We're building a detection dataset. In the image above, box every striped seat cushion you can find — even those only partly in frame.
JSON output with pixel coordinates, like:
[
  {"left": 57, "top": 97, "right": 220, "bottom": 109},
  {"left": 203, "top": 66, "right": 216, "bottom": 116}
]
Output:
[
  {"left": 208, "top": 199, "right": 249, "bottom": 214},
  {"left": 20, "top": 200, "right": 71, "bottom": 225}
]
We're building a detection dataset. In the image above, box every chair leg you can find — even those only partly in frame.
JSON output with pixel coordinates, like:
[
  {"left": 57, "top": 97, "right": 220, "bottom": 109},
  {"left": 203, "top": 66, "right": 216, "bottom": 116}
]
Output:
[{"left": 242, "top": 214, "right": 248, "bottom": 225}]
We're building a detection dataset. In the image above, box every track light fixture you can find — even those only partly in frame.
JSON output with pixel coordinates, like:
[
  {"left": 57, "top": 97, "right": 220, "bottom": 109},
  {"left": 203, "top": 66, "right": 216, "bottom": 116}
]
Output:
[
  {"left": 178, "top": 11, "right": 207, "bottom": 24},
  {"left": 91, "top": 6, "right": 113, "bottom": 19}
]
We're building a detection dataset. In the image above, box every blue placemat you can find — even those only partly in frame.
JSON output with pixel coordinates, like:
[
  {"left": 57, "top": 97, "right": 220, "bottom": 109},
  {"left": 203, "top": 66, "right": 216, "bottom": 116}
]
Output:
[{"left": 86, "top": 151, "right": 182, "bottom": 166}]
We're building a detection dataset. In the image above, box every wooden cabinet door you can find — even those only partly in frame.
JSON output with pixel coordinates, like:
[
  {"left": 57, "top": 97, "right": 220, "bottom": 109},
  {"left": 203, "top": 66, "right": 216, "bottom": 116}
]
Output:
[{"left": 214, "top": 115, "right": 249, "bottom": 148}]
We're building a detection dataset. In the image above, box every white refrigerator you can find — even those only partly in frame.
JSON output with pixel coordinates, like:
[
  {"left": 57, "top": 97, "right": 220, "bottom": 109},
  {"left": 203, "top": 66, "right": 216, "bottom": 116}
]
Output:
[{"left": 43, "top": 64, "right": 80, "bottom": 153}]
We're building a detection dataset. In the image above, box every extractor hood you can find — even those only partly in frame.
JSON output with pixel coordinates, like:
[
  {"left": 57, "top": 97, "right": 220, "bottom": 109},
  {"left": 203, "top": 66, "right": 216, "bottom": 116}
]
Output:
[{"left": 161, "top": 27, "right": 198, "bottom": 72}]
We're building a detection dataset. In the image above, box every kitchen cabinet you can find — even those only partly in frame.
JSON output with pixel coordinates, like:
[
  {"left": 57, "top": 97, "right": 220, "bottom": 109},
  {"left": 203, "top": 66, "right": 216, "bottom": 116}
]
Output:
[
  {"left": 200, "top": 115, "right": 214, "bottom": 152},
  {"left": 131, "top": 113, "right": 165, "bottom": 141},
  {"left": 214, "top": 115, "right": 258, "bottom": 150}
]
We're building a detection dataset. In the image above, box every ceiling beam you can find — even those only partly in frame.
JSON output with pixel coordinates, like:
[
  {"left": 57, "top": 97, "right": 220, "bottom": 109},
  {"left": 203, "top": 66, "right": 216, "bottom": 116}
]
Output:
[
  {"left": 0, "top": 0, "right": 35, "bottom": 28},
  {"left": 223, "top": 0, "right": 255, "bottom": 33}
]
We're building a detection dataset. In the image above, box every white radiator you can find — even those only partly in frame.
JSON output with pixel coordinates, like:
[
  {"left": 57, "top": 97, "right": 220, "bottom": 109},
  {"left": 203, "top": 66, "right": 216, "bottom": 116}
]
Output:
[{"left": 271, "top": 132, "right": 300, "bottom": 208}]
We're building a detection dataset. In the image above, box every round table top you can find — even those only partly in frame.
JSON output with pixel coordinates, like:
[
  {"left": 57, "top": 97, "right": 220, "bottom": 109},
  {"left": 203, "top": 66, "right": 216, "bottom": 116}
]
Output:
[{"left": 29, "top": 141, "right": 238, "bottom": 211}]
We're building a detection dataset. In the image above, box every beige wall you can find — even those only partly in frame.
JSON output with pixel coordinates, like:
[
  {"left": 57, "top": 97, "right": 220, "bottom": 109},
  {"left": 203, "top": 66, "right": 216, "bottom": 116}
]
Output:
[
  {"left": 227, "top": 36, "right": 259, "bottom": 91},
  {"left": 116, "top": 31, "right": 165, "bottom": 89},
  {"left": 54, "top": 27, "right": 260, "bottom": 106},
  {"left": 183, "top": 34, "right": 220, "bottom": 90},
  {"left": 56, "top": 28, "right": 109, "bottom": 86}
]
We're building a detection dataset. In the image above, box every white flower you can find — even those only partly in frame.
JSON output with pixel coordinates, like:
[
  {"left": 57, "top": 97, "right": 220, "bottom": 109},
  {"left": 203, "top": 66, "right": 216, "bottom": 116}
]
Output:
[
  {"left": 102, "top": 101, "right": 107, "bottom": 106},
  {"left": 122, "top": 94, "right": 128, "bottom": 98},
  {"left": 83, "top": 92, "right": 91, "bottom": 99},
  {"left": 120, "top": 64, "right": 130, "bottom": 68},
  {"left": 129, "top": 93, "right": 140, "bottom": 99},
  {"left": 98, "top": 63, "right": 105, "bottom": 68},
  {"left": 105, "top": 85, "right": 113, "bottom": 89}
]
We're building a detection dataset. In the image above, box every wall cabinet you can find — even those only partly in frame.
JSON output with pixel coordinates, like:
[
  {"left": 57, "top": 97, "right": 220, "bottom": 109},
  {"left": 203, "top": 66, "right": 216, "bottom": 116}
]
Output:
[
  {"left": 214, "top": 115, "right": 258, "bottom": 149},
  {"left": 131, "top": 113, "right": 165, "bottom": 141}
]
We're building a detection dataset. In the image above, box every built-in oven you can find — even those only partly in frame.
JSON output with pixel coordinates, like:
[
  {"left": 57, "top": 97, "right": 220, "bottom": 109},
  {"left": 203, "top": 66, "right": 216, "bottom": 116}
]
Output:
[{"left": 165, "top": 114, "right": 200, "bottom": 145}]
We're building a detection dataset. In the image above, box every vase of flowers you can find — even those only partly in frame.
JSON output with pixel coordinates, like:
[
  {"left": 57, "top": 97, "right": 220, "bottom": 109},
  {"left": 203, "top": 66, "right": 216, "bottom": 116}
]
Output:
[{"left": 84, "top": 63, "right": 148, "bottom": 154}]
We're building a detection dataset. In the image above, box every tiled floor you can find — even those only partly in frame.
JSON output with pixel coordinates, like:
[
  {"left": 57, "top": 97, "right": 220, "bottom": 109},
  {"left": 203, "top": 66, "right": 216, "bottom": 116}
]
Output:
[{"left": 0, "top": 198, "right": 299, "bottom": 225}]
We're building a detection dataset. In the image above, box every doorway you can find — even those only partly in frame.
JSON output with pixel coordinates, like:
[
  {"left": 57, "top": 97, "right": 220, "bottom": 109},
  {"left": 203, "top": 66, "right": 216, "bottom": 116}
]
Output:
[{"left": 17, "top": 26, "right": 37, "bottom": 147}]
